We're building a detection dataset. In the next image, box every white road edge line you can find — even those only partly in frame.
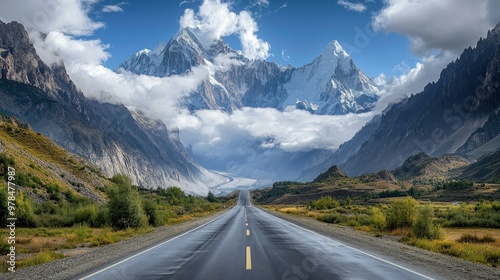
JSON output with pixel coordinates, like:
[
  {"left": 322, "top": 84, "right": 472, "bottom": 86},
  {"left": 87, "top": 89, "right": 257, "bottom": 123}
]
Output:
[
  {"left": 79, "top": 208, "right": 234, "bottom": 280},
  {"left": 255, "top": 206, "right": 435, "bottom": 280}
]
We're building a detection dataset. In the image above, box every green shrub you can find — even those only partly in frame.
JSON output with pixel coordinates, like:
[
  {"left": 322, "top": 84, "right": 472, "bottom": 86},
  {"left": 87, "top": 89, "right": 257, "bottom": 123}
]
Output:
[
  {"left": 371, "top": 207, "right": 386, "bottom": 230},
  {"left": 413, "top": 205, "right": 443, "bottom": 240},
  {"left": 73, "top": 205, "right": 97, "bottom": 225},
  {"left": 142, "top": 199, "right": 160, "bottom": 227},
  {"left": 309, "top": 196, "right": 340, "bottom": 210},
  {"left": 386, "top": 197, "right": 419, "bottom": 230},
  {"left": 108, "top": 174, "right": 147, "bottom": 229},
  {"left": 317, "top": 213, "right": 347, "bottom": 224}
]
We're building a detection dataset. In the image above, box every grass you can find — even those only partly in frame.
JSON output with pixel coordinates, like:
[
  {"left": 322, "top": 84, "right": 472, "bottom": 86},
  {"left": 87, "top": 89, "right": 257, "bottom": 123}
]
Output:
[
  {"left": 271, "top": 201, "right": 500, "bottom": 267},
  {"left": 404, "top": 236, "right": 500, "bottom": 267},
  {"left": 0, "top": 118, "right": 107, "bottom": 202},
  {"left": 0, "top": 205, "right": 227, "bottom": 273}
]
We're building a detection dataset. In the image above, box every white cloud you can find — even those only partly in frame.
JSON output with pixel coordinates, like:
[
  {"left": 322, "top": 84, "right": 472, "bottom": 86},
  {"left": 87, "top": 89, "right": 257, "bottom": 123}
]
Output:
[
  {"left": 31, "top": 31, "right": 110, "bottom": 66},
  {"left": 373, "top": 0, "right": 499, "bottom": 55},
  {"left": 338, "top": 1, "right": 367, "bottom": 13},
  {"left": 179, "top": 108, "right": 374, "bottom": 161},
  {"left": 0, "top": 0, "right": 103, "bottom": 36},
  {"left": 281, "top": 49, "right": 290, "bottom": 62},
  {"left": 374, "top": 52, "right": 455, "bottom": 112},
  {"left": 275, "top": 2, "right": 288, "bottom": 14},
  {"left": 371, "top": 0, "right": 500, "bottom": 114},
  {"left": 102, "top": 4, "right": 125, "bottom": 13},
  {"left": 180, "top": 0, "right": 270, "bottom": 60}
]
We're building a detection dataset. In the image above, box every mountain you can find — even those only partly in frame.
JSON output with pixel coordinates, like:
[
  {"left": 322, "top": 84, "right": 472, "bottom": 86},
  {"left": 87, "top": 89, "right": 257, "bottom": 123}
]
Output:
[
  {"left": 0, "top": 115, "right": 107, "bottom": 203},
  {"left": 392, "top": 153, "right": 469, "bottom": 180},
  {"left": 457, "top": 149, "right": 500, "bottom": 182},
  {"left": 313, "top": 165, "right": 347, "bottom": 182},
  {"left": 119, "top": 28, "right": 380, "bottom": 115},
  {"left": 0, "top": 20, "right": 225, "bottom": 195},
  {"left": 308, "top": 22, "right": 500, "bottom": 177}
]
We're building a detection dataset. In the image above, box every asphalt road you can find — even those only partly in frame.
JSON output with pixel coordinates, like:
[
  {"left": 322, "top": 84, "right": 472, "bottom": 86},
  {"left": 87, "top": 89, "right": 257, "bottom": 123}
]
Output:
[{"left": 76, "top": 191, "right": 436, "bottom": 280}]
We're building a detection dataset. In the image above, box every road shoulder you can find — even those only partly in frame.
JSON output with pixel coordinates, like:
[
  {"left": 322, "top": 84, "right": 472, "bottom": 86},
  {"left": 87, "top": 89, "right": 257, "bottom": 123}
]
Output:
[
  {"left": 258, "top": 206, "right": 500, "bottom": 280},
  {"left": 0, "top": 209, "right": 231, "bottom": 280}
]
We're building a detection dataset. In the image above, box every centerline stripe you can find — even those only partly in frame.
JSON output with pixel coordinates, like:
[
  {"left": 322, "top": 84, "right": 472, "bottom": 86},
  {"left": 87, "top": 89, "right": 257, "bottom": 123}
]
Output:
[{"left": 246, "top": 246, "right": 252, "bottom": 270}]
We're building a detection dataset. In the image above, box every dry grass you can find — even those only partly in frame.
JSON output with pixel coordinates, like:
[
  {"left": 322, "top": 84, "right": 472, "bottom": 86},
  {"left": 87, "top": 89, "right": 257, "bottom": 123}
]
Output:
[{"left": 444, "top": 228, "right": 500, "bottom": 246}]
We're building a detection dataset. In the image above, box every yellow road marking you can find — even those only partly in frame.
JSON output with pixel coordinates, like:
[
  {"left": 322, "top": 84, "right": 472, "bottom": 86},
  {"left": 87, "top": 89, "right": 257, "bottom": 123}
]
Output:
[
  {"left": 246, "top": 229, "right": 250, "bottom": 236},
  {"left": 246, "top": 246, "right": 252, "bottom": 270}
]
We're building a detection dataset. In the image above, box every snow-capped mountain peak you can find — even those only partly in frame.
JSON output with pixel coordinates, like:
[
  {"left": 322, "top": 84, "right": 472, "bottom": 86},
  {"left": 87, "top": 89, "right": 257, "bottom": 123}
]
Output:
[
  {"left": 119, "top": 34, "right": 380, "bottom": 115},
  {"left": 322, "top": 40, "right": 349, "bottom": 58}
]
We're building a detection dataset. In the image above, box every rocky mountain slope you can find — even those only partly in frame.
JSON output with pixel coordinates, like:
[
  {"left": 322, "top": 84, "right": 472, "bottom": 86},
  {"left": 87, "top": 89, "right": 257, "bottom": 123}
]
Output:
[
  {"left": 0, "top": 115, "right": 106, "bottom": 202},
  {"left": 0, "top": 20, "right": 225, "bottom": 195},
  {"left": 392, "top": 153, "right": 469, "bottom": 180},
  {"left": 306, "top": 23, "right": 500, "bottom": 178},
  {"left": 119, "top": 28, "right": 381, "bottom": 115},
  {"left": 457, "top": 149, "right": 500, "bottom": 182}
]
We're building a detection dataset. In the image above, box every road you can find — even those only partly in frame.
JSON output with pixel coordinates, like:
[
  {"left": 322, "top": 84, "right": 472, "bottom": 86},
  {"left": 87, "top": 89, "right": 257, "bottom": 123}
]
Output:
[{"left": 76, "top": 191, "right": 436, "bottom": 280}]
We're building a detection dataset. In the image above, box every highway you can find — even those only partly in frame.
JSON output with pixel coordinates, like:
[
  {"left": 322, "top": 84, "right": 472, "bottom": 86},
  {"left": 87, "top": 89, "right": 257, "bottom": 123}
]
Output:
[{"left": 76, "top": 191, "right": 435, "bottom": 280}]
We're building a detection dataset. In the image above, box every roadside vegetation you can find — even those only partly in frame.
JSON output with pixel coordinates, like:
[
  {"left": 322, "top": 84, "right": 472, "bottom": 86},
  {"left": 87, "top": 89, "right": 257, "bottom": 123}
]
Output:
[
  {"left": 0, "top": 117, "right": 235, "bottom": 272},
  {"left": 255, "top": 188, "right": 500, "bottom": 267},
  {"left": 0, "top": 153, "right": 233, "bottom": 272}
]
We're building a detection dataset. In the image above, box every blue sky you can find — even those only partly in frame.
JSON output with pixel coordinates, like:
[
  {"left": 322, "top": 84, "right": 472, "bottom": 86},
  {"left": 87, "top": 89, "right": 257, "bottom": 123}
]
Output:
[{"left": 92, "top": 0, "right": 414, "bottom": 77}]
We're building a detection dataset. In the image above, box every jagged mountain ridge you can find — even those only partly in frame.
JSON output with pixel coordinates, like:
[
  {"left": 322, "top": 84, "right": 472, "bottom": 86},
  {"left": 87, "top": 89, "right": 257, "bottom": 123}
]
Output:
[
  {"left": 307, "top": 23, "right": 500, "bottom": 178},
  {"left": 0, "top": 20, "right": 224, "bottom": 195},
  {"left": 119, "top": 28, "right": 381, "bottom": 115}
]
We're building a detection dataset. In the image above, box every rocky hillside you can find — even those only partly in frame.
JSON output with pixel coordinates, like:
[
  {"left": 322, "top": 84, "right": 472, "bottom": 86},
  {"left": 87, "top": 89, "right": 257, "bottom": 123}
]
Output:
[
  {"left": 307, "top": 23, "right": 500, "bottom": 178},
  {"left": 392, "top": 153, "right": 469, "bottom": 180},
  {"left": 458, "top": 149, "right": 500, "bottom": 182},
  {"left": 0, "top": 20, "right": 225, "bottom": 195},
  {"left": 0, "top": 115, "right": 106, "bottom": 202}
]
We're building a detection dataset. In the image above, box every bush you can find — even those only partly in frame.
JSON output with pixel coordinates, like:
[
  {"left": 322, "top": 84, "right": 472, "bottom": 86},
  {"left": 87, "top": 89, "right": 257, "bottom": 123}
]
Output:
[
  {"left": 317, "top": 213, "right": 347, "bottom": 224},
  {"left": 142, "top": 199, "right": 160, "bottom": 227},
  {"left": 73, "top": 205, "right": 97, "bottom": 225},
  {"left": 309, "top": 196, "right": 340, "bottom": 210},
  {"left": 108, "top": 174, "right": 147, "bottom": 229},
  {"left": 386, "top": 197, "right": 419, "bottom": 230},
  {"left": 371, "top": 207, "right": 386, "bottom": 230},
  {"left": 413, "top": 205, "right": 443, "bottom": 240}
]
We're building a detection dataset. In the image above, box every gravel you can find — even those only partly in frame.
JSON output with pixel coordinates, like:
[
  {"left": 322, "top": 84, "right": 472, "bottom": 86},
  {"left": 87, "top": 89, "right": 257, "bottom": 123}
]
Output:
[{"left": 4, "top": 206, "right": 500, "bottom": 280}]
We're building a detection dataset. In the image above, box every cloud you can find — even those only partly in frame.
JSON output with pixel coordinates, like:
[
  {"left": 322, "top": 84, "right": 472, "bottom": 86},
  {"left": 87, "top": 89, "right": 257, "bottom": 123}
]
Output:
[
  {"left": 102, "top": 2, "right": 127, "bottom": 13},
  {"left": 371, "top": 0, "right": 500, "bottom": 114},
  {"left": 338, "top": 1, "right": 367, "bottom": 12},
  {"left": 373, "top": 0, "right": 499, "bottom": 56},
  {"left": 281, "top": 49, "right": 290, "bottom": 62},
  {"left": 180, "top": 0, "right": 270, "bottom": 60},
  {"left": 374, "top": 52, "right": 456, "bottom": 112},
  {"left": 0, "top": 0, "right": 103, "bottom": 36},
  {"left": 189, "top": 108, "right": 373, "bottom": 153},
  {"left": 275, "top": 2, "right": 288, "bottom": 14}
]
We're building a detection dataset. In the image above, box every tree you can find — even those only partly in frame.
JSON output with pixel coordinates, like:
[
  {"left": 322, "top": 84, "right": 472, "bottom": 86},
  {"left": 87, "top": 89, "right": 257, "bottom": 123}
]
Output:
[
  {"left": 107, "top": 174, "right": 147, "bottom": 229},
  {"left": 413, "top": 205, "right": 443, "bottom": 239},
  {"left": 142, "top": 199, "right": 160, "bottom": 227},
  {"left": 371, "top": 207, "right": 386, "bottom": 230},
  {"left": 386, "top": 197, "right": 419, "bottom": 230},
  {"left": 206, "top": 191, "right": 218, "bottom": 203}
]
